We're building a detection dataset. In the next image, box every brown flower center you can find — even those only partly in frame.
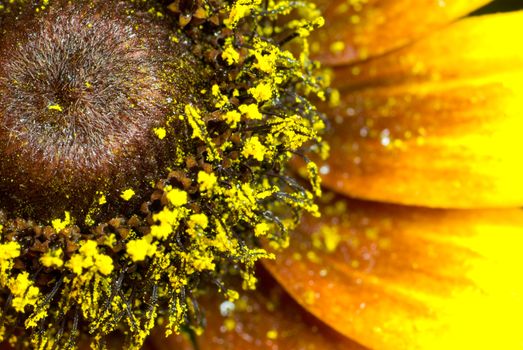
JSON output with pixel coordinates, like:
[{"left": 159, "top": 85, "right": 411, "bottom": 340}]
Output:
[{"left": 0, "top": 0, "right": 200, "bottom": 219}]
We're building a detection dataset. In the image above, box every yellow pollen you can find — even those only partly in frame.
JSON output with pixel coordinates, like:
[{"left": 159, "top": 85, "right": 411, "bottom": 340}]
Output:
[
  {"left": 47, "top": 103, "right": 63, "bottom": 112},
  {"left": 120, "top": 188, "right": 136, "bottom": 201}
]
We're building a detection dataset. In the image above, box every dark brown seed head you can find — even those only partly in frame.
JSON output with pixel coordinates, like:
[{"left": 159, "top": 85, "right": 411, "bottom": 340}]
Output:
[{"left": 0, "top": 0, "right": 200, "bottom": 219}]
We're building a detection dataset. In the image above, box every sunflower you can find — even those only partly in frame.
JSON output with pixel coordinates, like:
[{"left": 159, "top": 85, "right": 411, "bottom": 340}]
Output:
[
  {"left": 148, "top": 0, "right": 523, "bottom": 349},
  {"left": 0, "top": 0, "right": 326, "bottom": 348},
  {"left": 0, "top": 0, "right": 522, "bottom": 349}
]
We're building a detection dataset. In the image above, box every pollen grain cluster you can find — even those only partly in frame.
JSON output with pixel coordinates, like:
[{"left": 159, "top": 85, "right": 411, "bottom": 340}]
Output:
[{"left": 0, "top": 0, "right": 328, "bottom": 349}]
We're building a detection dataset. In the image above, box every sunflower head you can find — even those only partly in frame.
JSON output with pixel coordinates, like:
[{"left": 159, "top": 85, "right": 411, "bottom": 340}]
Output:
[{"left": 0, "top": 0, "right": 328, "bottom": 348}]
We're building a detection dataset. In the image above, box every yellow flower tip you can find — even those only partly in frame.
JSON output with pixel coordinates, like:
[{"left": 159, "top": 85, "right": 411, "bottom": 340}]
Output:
[
  {"left": 120, "top": 188, "right": 136, "bottom": 201},
  {"left": 165, "top": 187, "right": 188, "bottom": 207},
  {"left": 94, "top": 254, "right": 114, "bottom": 275},
  {"left": 8, "top": 272, "right": 40, "bottom": 313},
  {"left": 0, "top": 241, "right": 21, "bottom": 261},
  {"left": 189, "top": 213, "right": 209, "bottom": 230},
  {"left": 51, "top": 211, "right": 72, "bottom": 232},
  {"left": 47, "top": 103, "right": 63, "bottom": 112},
  {"left": 223, "top": 110, "right": 242, "bottom": 127},
  {"left": 248, "top": 82, "right": 273, "bottom": 102},
  {"left": 66, "top": 240, "right": 114, "bottom": 276},
  {"left": 265, "top": 194, "right": 523, "bottom": 349},
  {"left": 97, "top": 193, "right": 107, "bottom": 205},
  {"left": 238, "top": 103, "right": 262, "bottom": 120},
  {"left": 226, "top": 289, "right": 240, "bottom": 302},
  {"left": 40, "top": 248, "right": 64, "bottom": 268},
  {"left": 153, "top": 127, "right": 167, "bottom": 140},
  {"left": 197, "top": 171, "right": 218, "bottom": 192},
  {"left": 242, "top": 136, "right": 267, "bottom": 161},
  {"left": 222, "top": 40, "right": 240, "bottom": 65},
  {"left": 150, "top": 222, "right": 173, "bottom": 240},
  {"left": 223, "top": 0, "right": 262, "bottom": 29},
  {"left": 254, "top": 222, "right": 270, "bottom": 237},
  {"left": 126, "top": 237, "right": 157, "bottom": 262}
]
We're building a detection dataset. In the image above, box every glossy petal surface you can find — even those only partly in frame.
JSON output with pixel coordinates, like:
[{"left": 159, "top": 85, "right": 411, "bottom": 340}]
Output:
[
  {"left": 319, "top": 11, "right": 523, "bottom": 208},
  {"left": 265, "top": 194, "right": 523, "bottom": 349},
  {"left": 311, "top": 0, "right": 490, "bottom": 65},
  {"left": 150, "top": 274, "right": 365, "bottom": 350}
]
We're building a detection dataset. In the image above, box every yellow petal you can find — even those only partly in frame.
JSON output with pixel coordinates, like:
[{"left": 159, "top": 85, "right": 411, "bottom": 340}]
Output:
[
  {"left": 319, "top": 11, "right": 523, "bottom": 208},
  {"left": 149, "top": 273, "right": 365, "bottom": 350},
  {"left": 264, "top": 194, "right": 523, "bottom": 350},
  {"left": 311, "top": 0, "right": 490, "bottom": 65}
]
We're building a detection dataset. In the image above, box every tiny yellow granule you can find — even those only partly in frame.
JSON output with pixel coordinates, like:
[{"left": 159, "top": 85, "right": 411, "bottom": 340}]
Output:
[
  {"left": 98, "top": 193, "right": 107, "bottom": 205},
  {"left": 242, "top": 273, "right": 257, "bottom": 290},
  {"left": 329, "top": 89, "right": 341, "bottom": 107},
  {"left": 226, "top": 289, "right": 239, "bottom": 301},
  {"left": 47, "top": 103, "right": 63, "bottom": 112},
  {"left": 320, "top": 226, "right": 341, "bottom": 253},
  {"left": 151, "top": 205, "right": 187, "bottom": 240},
  {"left": 120, "top": 188, "right": 135, "bottom": 201},
  {"left": 153, "top": 127, "right": 167, "bottom": 140},
  {"left": 224, "top": 318, "right": 236, "bottom": 331},
  {"left": 329, "top": 40, "right": 345, "bottom": 54},
  {"left": 266, "top": 330, "right": 278, "bottom": 340},
  {"left": 212, "top": 220, "right": 237, "bottom": 252}
]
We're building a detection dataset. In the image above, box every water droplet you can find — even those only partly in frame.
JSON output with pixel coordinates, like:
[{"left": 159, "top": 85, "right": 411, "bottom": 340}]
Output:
[
  {"left": 219, "top": 300, "right": 235, "bottom": 316},
  {"left": 380, "top": 129, "right": 391, "bottom": 146},
  {"left": 346, "top": 107, "right": 356, "bottom": 116},
  {"left": 319, "top": 165, "right": 330, "bottom": 175}
]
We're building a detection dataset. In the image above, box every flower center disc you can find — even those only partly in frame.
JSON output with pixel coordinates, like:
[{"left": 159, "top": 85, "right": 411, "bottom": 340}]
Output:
[{"left": 0, "top": 0, "right": 199, "bottom": 218}]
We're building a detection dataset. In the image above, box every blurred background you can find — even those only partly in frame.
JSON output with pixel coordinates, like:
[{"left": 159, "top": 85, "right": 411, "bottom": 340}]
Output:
[{"left": 473, "top": 0, "right": 523, "bottom": 15}]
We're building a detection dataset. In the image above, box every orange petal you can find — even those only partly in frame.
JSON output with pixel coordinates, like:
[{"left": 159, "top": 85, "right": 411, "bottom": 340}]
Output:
[
  {"left": 319, "top": 11, "right": 523, "bottom": 208},
  {"left": 311, "top": 0, "right": 490, "bottom": 65},
  {"left": 264, "top": 194, "right": 523, "bottom": 350},
  {"left": 149, "top": 272, "right": 365, "bottom": 350}
]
